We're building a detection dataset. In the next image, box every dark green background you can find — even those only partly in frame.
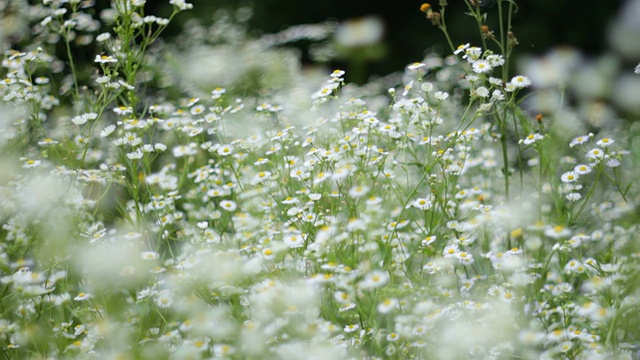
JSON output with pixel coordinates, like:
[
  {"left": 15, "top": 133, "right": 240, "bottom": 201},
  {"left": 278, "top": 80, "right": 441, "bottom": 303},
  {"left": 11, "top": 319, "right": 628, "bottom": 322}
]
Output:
[{"left": 153, "top": 0, "right": 623, "bottom": 82}]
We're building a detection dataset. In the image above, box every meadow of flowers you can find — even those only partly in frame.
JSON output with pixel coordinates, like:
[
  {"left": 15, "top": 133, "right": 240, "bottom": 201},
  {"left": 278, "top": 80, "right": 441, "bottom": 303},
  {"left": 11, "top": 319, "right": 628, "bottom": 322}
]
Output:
[{"left": 1, "top": 0, "right": 640, "bottom": 359}]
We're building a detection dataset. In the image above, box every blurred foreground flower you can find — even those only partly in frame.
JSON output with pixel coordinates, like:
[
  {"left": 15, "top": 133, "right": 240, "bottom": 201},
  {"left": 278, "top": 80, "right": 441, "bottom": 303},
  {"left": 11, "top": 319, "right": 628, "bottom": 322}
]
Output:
[
  {"left": 335, "top": 16, "right": 384, "bottom": 48},
  {"left": 334, "top": 16, "right": 386, "bottom": 82}
]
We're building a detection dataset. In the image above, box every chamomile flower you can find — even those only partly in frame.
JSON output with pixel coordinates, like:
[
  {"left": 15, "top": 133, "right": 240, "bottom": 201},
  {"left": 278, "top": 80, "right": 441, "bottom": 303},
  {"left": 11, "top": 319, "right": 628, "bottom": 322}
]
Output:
[
  {"left": 522, "top": 133, "right": 544, "bottom": 145},
  {"left": 261, "top": 248, "right": 275, "bottom": 260},
  {"left": 386, "top": 332, "right": 400, "bottom": 342},
  {"left": 455, "top": 251, "right": 475, "bottom": 265},
  {"left": 566, "top": 192, "right": 582, "bottom": 202},
  {"left": 141, "top": 251, "right": 159, "bottom": 260},
  {"left": 559, "top": 340, "right": 573, "bottom": 353},
  {"left": 71, "top": 112, "right": 98, "bottom": 125},
  {"left": 155, "top": 290, "right": 173, "bottom": 308},
  {"left": 344, "top": 324, "right": 359, "bottom": 333},
  {"left": 421, "top": 82, "right": 434, "bottom": 92},
  {"left": 219, "top": 200, "right": 237, "bottom": 212},
  {"left": 348, "top": 185, "right": 370, "bottom": 198},
  {"left": 573, "top": 164, "right": 592, "bottom": 175},
  {"left": 251, "top": 171, "right": 272, "bottom": 185},
  {"left": 313, "top": 171, "right": 331, "bottom": 185},
  {"left": 127, "top": 149, "right": 144, "bottom": 160},
  {"left": 434, "top": 91, "right": 449, "bottom": 101},
  {"left": 561, "top": 171, "right": 579, "bottom": 183},
  {"left": 473, "top": 86, "right": 490, "bottom": 98},
  {"left": 472, "top": 60, "right": 492, "bottom": 74},
  {"left": 443, "top": 244, "right": 459, "bottom": 257},
  {"left": 94, "top": 54, "right": 117, "bottom": 63},
  {"left": 312, "top": 82, "right": 339, "bottom": 100},
  {"left": 283, "top": 231, "right": 305, "bottom": 248},
  {"left": 96, "top": 32, "right": 111, "bottom": 42},
  {"left": 510, "top": 75, "right": 531, "bottom": 88},
  {"left": 172, "top": 143, "right": 198, "bottom": 157},
  {"left": 190, "top": 104, "right": 205, "bottom": 116},
  {"left": 378, "top": 298, "right": 398, "bottom": 313},
  {"left": 113, "top": 106, "right": 133, "bottom": 115},
  {"left": 169, "top": 0, "right": 194, "bottom": 10},
  {"left": 454, "top": 43, "right": 470, "bottom": 55},
  {"left": 38, "top": 138, "right": 58, "bottom": 146},
  {"left": 482, "top": 91, "right": 499, "bottom": 105},
  {"left": 596, "top": 137, "right": 614, "bottom": 147},
  {"left": 412, "top": 197, "right": 433, "bottom": 210},
  {"left": 211, "top": 87, "right": 226, "bottom": 100},
  {"left": 564, "top": 259, "right": 584, "bottom": 273},
  {"left": 22, "top": 159, "right": 41, "bottom": 168},
  {"left": 421, "top": 235, "right": 437, "bottom": 246},
  {"left": 408, "top": 62, "right": 425, "bottom": 71},
  {"left": 217, "top": 144, "right": 233, "bottom": 156},
  {"left": 359, "top": 270, "right": 390, "bottom": 289},
  {"left": 586, "top": 148, "right": 605, "bottom": 160},
  {"left": 486, "top": 54, "right": 505, "bottom": 67},
  {"left": 330, "top": 69, "right": 346, "bottom": 79},
  {"left": 213, "top": 344, "right": 235, "bottom": 357},
  {"left": 570, "top": 134, "right": 592, "bottom": 147},
  {"left": 545, "top": 225, "right": 571, "bottom": 239},
  {"left": 463, "top": 46, "right": 482, "bottom": 61},
  {"left": 74, "top": 292, "right": 91, "bottom": 301}
]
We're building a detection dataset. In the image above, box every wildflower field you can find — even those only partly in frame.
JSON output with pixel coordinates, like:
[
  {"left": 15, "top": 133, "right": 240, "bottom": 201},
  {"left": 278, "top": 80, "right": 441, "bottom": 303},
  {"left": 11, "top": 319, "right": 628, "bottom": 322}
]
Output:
[{"left": 1, "top": 0, "right": 640, "bottom": 359}]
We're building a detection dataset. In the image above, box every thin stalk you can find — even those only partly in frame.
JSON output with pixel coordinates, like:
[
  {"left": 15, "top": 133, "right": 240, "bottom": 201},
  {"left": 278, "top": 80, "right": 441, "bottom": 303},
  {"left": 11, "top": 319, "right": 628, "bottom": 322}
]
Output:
[
  {"left": 63, "top": 34, "right": 80, "bottom": 100},
  {"left": 496, "top": 111, "right": 510, "bottom": 200},
  {"left": 497, "top": 0, "right": 508, "bottom": 83},
  {"left": 438, "top": 7, "right": 456, "bottom": 53},
  {"left": 569, "top": 164, "right": 603, "bottom": 225}
]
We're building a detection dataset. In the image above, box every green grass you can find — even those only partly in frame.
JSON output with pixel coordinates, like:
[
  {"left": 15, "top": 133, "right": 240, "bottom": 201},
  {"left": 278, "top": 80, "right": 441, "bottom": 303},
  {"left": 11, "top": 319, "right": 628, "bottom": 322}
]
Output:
[{"left": 0, "top": 0, "right": 639, "bottom": 359}]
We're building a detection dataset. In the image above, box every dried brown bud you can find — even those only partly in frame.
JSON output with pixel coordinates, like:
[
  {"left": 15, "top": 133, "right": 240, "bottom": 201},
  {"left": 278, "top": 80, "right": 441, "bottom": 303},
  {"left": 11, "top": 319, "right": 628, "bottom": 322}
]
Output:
[
  {"left": 481, "top": 25, "right": 494, "bottom": 39},
  {"left": 508, "top": 31, "right": 519, "bottom": 47},
  {"left": 430, "top": 12, "right": 442, "bottom": 27}
]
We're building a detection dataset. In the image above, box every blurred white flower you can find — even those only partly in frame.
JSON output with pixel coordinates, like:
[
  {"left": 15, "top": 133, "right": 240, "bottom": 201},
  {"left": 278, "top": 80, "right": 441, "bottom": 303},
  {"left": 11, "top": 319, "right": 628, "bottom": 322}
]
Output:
[
  {"left": 94, "top": 54, "right": 117, "bottom": 63},
  {"left": 359, "top": 270, "right": 389, "bottom": 289},
  {"left": 612, "top": 74, "right": 640, "bottom": 112},
  {"left": 335, "top": 16, "right": 384, "bottom": 48},
  {"left": 608, "top": 0, "right": 640, "bottom": 59},
  {"left": 519, "top": 48, "right": 582, "bottom": 88}
]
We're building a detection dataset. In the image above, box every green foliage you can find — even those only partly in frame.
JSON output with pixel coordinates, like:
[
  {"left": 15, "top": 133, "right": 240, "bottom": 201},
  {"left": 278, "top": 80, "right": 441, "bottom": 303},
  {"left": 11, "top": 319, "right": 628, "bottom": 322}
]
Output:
[{"left": 0, "top": 0, "right": 639, "bottom": 359}]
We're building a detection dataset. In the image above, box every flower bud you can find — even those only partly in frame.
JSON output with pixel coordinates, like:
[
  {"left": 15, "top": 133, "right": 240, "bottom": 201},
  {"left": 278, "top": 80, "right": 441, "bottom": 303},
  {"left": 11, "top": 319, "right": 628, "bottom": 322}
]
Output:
[
  {"left": 508, "top": 31, "right": 519, "bottom": 47},
  {"left": 481, "top": 25, "right": 494, "bottom": 40}
]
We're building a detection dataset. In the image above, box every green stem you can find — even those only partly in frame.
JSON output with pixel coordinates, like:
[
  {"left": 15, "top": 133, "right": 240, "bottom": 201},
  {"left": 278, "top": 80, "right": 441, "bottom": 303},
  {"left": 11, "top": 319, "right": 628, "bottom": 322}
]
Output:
[
  {"left": 537, "top": 145, "right": 544, "bottom": 221},
  {"left": 497, "top": 0, "right": 508, "bottom": 83},
  {"left": 569, "top": 164, "right": 603, "bottom": 225},
  {"left": 63, "top": 32, "right": 80, "bottom": 101},
  {"left": 438, "top": 7, "right": 456, "bottom": 53},
  {"left": 464, "top": 1, "right": 488, "bottom": 51},
  {"left": 511, "top": 106, "right": 524, "bottom": 196},
  {"left": 497, "top": 112, "right": 510, "bottom": 200}
]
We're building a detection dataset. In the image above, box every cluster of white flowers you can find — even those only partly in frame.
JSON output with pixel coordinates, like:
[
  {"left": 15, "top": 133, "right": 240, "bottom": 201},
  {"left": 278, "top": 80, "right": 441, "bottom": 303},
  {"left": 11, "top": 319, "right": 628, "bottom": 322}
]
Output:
[{"left": 0, "top": 2, "right": 637, "bottom": 360}]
